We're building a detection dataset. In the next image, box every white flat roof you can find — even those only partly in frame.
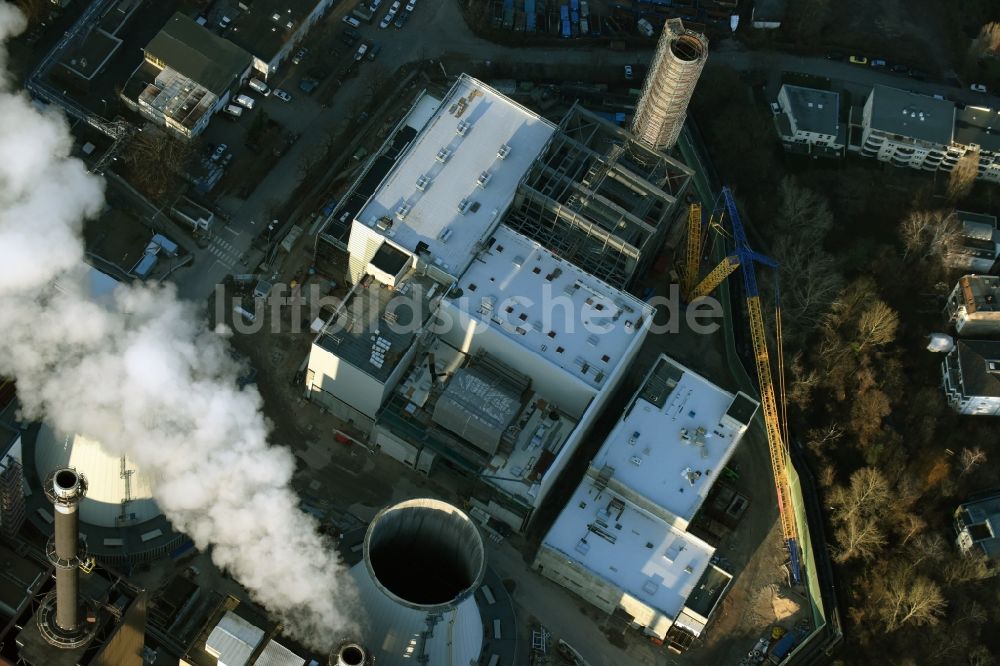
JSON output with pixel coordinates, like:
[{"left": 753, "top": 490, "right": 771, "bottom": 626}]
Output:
[
  {"left": 356, "top": 74, "right": 556, "bottom": 276},
  {"left": 543, "top": 480, "right": 714, "bottom": 621},
  {"left": 455, "top": 226, "right": 654, "bottom": 390},
  {"left": 592, "top": 356, "right": 758, "bottom": 523}
]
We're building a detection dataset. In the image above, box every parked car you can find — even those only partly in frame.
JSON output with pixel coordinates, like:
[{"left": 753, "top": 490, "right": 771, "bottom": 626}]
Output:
[
  {"left": 291, "top": 48, "right": 307, "bottom": 65},
  {"left": 848, "top": 55, "right": 868, "bottom": 65},
  {"left": 624, "top": 64, "right": 634, "bottom": 80},
  {"left": 273, "top": 88, "right": 293, "bottom": 102},
  {"left": 379, "top": 11, "right": 395, "bottom": 28},
  {"left": 908, "top": 68, "right": 929, "bottom": 80},
  {"left": 870, "top": 58, "right": 886, "bottom": 68},
  {"left": 234, "top": 94, "right": 255, "bottom": 110},
  {"left": 211, "top": 143, "right": 228, "bottom": 161},
  {"left": 369, "top": 0, "right": 382, "bottom": 10},
  {"left": 971, "top": 83, "right": 988, "bottom": 93},
  {"left": 825, "top": 51, "right": 844, "bottom": 61},
  {"left": 406, "top": 0, "right": 417, "bottom": 10},
  {"left": 248, "top": 78, "right": 270, "bottom": 96},
  {"left": 219, "top": 15, "right": 232, "bottom": 29},
  {"left": 367, "top": 42, "right": 381, "bottom": 61},
  {"left": 390, "top": 0, "right": 401, "bottom": 10},
  {"left": 394, "top": 10, "right": 409, "bottom": 28},
  {"left": 769, "top": 101, "right": 781, "bottom": 114},
  {"left": 890, "top": 63, "right": 909, "bottom": 73},
  {"left": 355, "top": 43, "right": 369, "bottom": 60},
  {"left": 298, "top": 78, "right": 319, "bottom": 94},
  {"left": 342, "top": 15, "right": 361, "bottom": 28},
  {"left": 222, "top": 105, "right": 242, "bottom": 119}
]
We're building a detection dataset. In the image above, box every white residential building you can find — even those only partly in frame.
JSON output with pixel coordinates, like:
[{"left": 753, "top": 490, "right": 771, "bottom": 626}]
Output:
[
  {"left": 941, "top": 339, "right": 1000, "bottom": 416},
  {"left": 945, "top": 275, "right": 1000, "bottom": 337},
  {"left": 946, "top": 212, "right": 999, "bottom": 273},
  {"left": 534, "top": 355, "right": 759, "bottom": 647},
  {"left": 774, "top": 84, "right": 844, "bottom": 157}
]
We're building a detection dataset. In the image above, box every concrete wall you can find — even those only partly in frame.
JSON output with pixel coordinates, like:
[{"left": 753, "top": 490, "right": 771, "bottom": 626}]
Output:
[
  {"left": 307, "top": 343, "right": 385, "bottom": 418},
  {"left": 436, "top": 299, "right": 597, "bottom": 419},
  {"left": 533, "top": 544, "right": 623, "bottom": 614}
]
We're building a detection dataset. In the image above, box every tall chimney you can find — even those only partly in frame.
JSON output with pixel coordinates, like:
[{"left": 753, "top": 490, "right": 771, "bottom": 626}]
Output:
[
  {"left": 631, "top": 18, "right": 709, "bottom": 151},
  {"left": 329, "top": 640, "right": 374, "bottom": 666},
  {"left": 39, "top": 467, "right": 94, "bottom": 647}
]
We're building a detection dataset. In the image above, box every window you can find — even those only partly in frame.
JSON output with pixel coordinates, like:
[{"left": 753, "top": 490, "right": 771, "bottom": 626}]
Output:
[
  {"left": 518, "top": 313, "right": 527, "bottom": 321},
  {"left": 556, "top": 346, "right": 565, "bottom": 353},
  {"left": 468, "top": 283, "right": 477, "bottom": 292},
  {"left": 496, "top": 245, "right": 504, "bottom": 253},
  {"left": 601, "top": 354, "right": 610, "bottom": 363},
  {"left": 533, "top": 266, "right": 541, "bottom": 274},
  {"left": 547, "top": 331, "right": 556, "bottom": 338},
  {"left": 505, "top": 305, "right": 513, "bottom": 313},
  {"left": 579, "top": 501, "right": 587, "bottom": 509}
]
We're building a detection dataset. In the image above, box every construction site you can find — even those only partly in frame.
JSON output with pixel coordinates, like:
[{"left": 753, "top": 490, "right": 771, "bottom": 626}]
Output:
[{"left": 0, "top": 7, "right": 842, "bottom": 666}]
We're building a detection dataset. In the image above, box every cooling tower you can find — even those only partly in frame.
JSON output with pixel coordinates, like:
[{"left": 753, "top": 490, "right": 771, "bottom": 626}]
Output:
[
  {"left": 34, "top": 424, "right": 159, "bottom": 528},
  {"left": 631, "top": 18, "right": 709, "bottom": 151},
  {"left": 348, "top": 498, "right": 486, "bottom": 665}
]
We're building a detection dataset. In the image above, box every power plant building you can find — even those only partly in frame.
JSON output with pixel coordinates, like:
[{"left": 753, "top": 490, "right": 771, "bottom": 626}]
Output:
[
  {"left": 306, "top": 75, "right": 657, "bottom": 530},
  {"left": 534, "top": 355, "right": 758, "bottom": 649}
]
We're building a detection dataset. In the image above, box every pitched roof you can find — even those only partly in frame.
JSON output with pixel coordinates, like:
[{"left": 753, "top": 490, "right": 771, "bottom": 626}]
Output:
[
  {"left": 780, "top": 85, "right": 839, "bottom": 135},
  {"left": 145, "top": 13, "right": 251, "bottom": 96},
  {"left": 957, "top": 339, "right": 1000, "bottom": 398}
]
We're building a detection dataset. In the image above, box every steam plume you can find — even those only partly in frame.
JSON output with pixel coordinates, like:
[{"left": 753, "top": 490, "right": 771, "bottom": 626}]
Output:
[{"left": 0, "top": 5, "right": 355, "bottom": 647}]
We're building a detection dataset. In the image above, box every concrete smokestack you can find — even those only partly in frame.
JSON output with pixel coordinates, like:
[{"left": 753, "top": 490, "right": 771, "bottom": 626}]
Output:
[
  {"left": 349, "top": 498, "right": 486, "bottom": 665},
  {"left": 329, "top": 640, "right": 373, "bottom": 666},
  {"left": 631, "top": 18, "right": 708, "bottom": 151},
  {"left": 39, "top": 467, "right": 94, "bottom": 647}
]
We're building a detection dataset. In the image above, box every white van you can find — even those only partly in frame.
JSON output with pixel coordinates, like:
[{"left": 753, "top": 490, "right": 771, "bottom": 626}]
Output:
[
  {"left": 342, "top": 15, "right": 361, "bottom": 28},
  {"left": 234, "top": 94, "right": 255, "bottom": 110},
  {"left": 248, "top": 78, "right": 270, "bottom": 96},
  {"left": 223, "top": 104, "right": 243, "bottom": 118}
]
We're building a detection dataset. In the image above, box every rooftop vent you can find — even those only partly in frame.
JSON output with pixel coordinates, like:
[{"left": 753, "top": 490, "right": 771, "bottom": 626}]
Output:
[
  {"left": 438, "top": 227, "right": 453, "bottom": 242},
  {"left": 416, "top": 175, "right": 431, "bottom": 191},
  {"left": 497, "top": 143, "right": 511, "bottom": 160},
  {"left": 436, "top": 147, "right": 452, "bottom": 163},
  {"left": 457, "top": 198, "right": 472, "bottom": 214},
  {"left": 476, "top": 171, "right": 492, "bottom": 188},
  {"left": 395, "top": 203, "right": 412, "bottom": 220},
  {"left": 456, "top": 120, "right": 471, "bottom": 136},
  {"left": 375, "top": 216, "right": 393, "bottom": 231}
]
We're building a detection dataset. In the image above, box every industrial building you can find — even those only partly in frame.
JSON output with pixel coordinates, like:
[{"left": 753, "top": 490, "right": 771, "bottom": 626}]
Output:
[
  {"left": 941, "top": 339, "right": 1000, "bottom": 416},
  {"left": 373, "top": 225, "right": 653, "bottom": 529},
  {"left": 954, "top": 493, "right": 1000, "bottom": 559},
  {"left": 534, "top": 355, "right": 759, "bottom": 649},
  {"left": 945, "top": 211, "right": 1000, "bottom": 274},
  {"left": 347, "top": 498, "right": 486, "bottom": 666},
  {"left": 945, "top": 275, "right": 1000, "bottom": 337},
  {"left": 218, "top": 0, "right": 337, "bottom": 80},
  {"left": 307, "top": 72, "right": 693, "bottom": 529},
  {"left": 122, "top": 13, "right": 252, "bottom": 139},
  {"left": 503, "top": 105, "right": 693, "bottom": 288},
  {"left": 773, "top": 84, "right": 845, "bottom": 157}
]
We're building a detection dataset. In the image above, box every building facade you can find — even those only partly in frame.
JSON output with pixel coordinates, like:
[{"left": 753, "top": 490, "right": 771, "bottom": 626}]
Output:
[
  {"left": 947, "top": 211, "right": 999, "bottom": 273},
  {"left": 774, "top": 84, "right": 844, "bottom": 157},
  {"left": 945, "top": 275, "right": 1000, "bottom": 337},
  {"left": 534, "top": 355, "right": 758, "bottom": 649},
  {"left": 954, "top": 494, "right": 1000, "bottom": 559},
  {"left": 124, "top": 13, "right": 252, "bottom": 139},
  {"left": 941, "top": 339, "right": 1000, "bottom": 415}
]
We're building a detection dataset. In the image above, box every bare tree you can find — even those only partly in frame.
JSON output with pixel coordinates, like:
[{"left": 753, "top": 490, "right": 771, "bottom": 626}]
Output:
[
  {"left": 776, "top": 176, "right": 834, "bottom": 247},
  {"left": 948, "top": 149, "right": 980, "bottom": 202},
  {"left": 830, "top": 466, "right": 891, "bottom": 520},
  {"left": 119, "top": 127, "right": 194, "bottom": 203},
  {"left": 900, "top": 209, "right": 960, "bottom": 261},
  {"left": 871, "top": 566, "right": 947, "bottom": 632},
  {"left": 855, "top": 301, "right": 899, "bottom": 350},
  {"left": 969, "top": 22, "right": 1000, "bottom": 59},
  {"left": 833, "top": 512, "right": 886, "bottom": 563},
  {"left": 959, "top": 447, "right": 987, "bottom": 476}
]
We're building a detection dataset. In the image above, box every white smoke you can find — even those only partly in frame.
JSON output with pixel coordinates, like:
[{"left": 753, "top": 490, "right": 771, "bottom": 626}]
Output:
[{"left": 0, "top": 4, "right": 356, "bottom": 648}]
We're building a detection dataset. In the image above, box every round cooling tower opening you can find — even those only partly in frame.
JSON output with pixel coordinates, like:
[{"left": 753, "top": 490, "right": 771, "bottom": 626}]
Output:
[
  {"left": 671, "top": 34, "right": 705, "bottom": 62},
  {"left": 337, "top": 644, "right": 364, "bottom": 665},
  {"left": 54, "top": 469, "right": 79, "bottom": 493},
  {"left": 365, "top": 498, "right": 486, "bottom": 610}
]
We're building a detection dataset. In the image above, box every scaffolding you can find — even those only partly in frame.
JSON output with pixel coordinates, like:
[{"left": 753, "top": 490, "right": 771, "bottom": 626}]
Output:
[
  {"left": 631, "top": 19, "right": 709, "bottom": 151},
  {"left": 504, "top": 105, "right": 693, "bottom": 288},
  {"left": 0, "top": 454, "right": 25, "bottom": 539}
]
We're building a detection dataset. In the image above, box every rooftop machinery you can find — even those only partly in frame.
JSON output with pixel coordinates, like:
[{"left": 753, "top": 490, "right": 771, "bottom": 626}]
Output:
[{"left": 682, "top": 187, "right": 803, "bottom": 585}]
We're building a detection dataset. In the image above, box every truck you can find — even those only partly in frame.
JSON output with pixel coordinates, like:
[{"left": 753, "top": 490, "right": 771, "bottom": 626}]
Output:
[{"left": 768, "top": 632, "right": 799, "bottom": 664}]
